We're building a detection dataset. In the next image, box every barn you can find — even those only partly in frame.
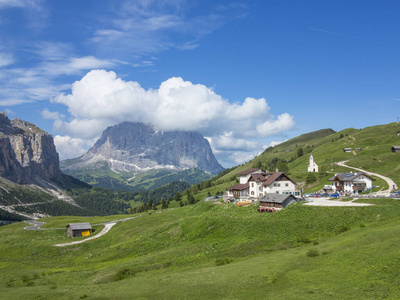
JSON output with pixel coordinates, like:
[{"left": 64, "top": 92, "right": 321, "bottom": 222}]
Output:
[
  {"left": 66, "top": 223, "right": 93, "bottom": 237},
  {"left": 258, "top": 194, "right": 299, "bottom": 211}
]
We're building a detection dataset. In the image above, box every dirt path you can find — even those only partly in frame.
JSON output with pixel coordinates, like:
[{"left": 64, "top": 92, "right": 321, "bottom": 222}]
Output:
[{"left": 336, "top": 161, "right": 398, "bottom": 195}]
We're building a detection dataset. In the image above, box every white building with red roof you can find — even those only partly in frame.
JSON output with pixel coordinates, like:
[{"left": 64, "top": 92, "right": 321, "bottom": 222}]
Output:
[{"left": 226, "top": 168, "right": 299, "bottom": 202}]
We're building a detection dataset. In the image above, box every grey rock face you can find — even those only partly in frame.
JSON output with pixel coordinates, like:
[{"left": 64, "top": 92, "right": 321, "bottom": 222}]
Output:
[
  {"left": 0, "top": 113, "right": 60, "bottom": 184},
  {"left": 66, "top": 122, "right": 224, "bottom": 175}
]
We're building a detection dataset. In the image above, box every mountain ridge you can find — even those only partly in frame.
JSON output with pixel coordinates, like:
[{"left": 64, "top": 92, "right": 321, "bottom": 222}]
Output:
[{"left": 61, "top": 121, "right": 224, "bottom": 190}]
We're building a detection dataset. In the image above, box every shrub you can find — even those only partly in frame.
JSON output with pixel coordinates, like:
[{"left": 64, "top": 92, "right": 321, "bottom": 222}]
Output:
[
  {"left": 215, "top": 258, "right": 233, "bottom": 266},
  {"left": 114, "top": 268, "right": 133, "bottom": 281},
  {"left": 338, "top": 224, "right": 350, "bottom": 233},
  {"left": 306, "top": 249, "right": 319, "bottom": 257}
]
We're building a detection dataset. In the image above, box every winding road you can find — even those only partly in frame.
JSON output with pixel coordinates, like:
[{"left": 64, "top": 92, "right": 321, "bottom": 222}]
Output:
[
  {"left": 23, "top": 216, "right": 137, "bottom": 247},
  {"left": 53, "top": 222, "right": 118, "bottom": 247},
  {"left": 336, "top": 161, "right": 398, "bottom": 195}
]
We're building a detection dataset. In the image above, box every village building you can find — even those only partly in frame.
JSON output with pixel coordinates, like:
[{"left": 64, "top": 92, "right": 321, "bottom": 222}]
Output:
[
  {"left": 226, "top": 169, "right": 300, "bottom": 202},
  {"left": 307, "top": 154, "right": 318, "bottom": 172},
  {"left": 355, "top": 148, "right": 362, "bottom": 151},
  {"left": 257, "top": 194, "right": 299, "bottom": 212},
  {"left": 343, "top": 148, "right": 352, "bottom": 153},
  {"left": 66, "top": 223, "right": 93, "bottom": 237},
  {"left": 327, "top": 172, "right": 375, "bottom": 195},
  {"left": 391, "top": 146, "right": 400, "bottom": 153}
]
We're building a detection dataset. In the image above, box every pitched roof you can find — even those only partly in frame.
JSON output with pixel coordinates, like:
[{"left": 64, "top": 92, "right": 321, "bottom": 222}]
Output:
[
  {"left": 67, "top": 222, "right": 92, "bottom": 230},
  {"left": 328, "top": 172, "right": 375, "bottom": 182},
  {"left": 237, "top": 168, "right": 264, "bottom": 176},
  {"left": 227, "top": 183, "right": 249, "bottom": 190},
  {"left": 248, "top": 174, "right": 267, "bottom": 182},
  {"left": 259, "top": 194, "right": 298, "bottom": 204}
]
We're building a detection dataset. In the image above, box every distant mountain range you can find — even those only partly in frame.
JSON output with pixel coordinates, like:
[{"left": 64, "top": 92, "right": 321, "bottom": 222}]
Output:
[{"left": 61, "top": 122, "right": 224, "bottom": 191}]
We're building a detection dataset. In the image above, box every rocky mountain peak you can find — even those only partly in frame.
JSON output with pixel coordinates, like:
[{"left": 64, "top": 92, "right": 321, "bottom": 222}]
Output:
[
  {"left": 66, "top": 121, "right": 224, "bottom": 175},
  {"left": 0, "top": 112, "right": 61, "bottom": 184}
]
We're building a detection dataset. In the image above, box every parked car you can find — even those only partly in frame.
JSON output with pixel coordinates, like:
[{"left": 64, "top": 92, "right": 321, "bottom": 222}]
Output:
[
  {"left": 329, "top": 193, "right": 339, "bottom": 197},
  {"left": 319, "top": 193, "right": 329, "bottom": 197}
]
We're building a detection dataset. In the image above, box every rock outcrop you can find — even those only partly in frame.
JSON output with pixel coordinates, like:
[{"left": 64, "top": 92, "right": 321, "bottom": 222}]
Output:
[
  {"left": 0, "top": 112, "right": 61, "bottom": 184},
  {"left": 63, "top": 122, "right": 224, "bottom": 175}
]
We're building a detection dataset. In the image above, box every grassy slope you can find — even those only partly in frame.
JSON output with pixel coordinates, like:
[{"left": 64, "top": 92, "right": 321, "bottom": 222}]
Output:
[
  {"left": 1, "top": 199, "right": 400, "bottom": 299},
  {"left": 213, "top": 122, "right": 400, "bottom": 193}
]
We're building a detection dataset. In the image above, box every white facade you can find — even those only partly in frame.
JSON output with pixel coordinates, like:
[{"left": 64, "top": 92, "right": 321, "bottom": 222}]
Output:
[
  {"left": 248, "top": 180, "right": 297, "bottom": 197},
  {"left": 330, "top": 173, "right": 374, "bottom": 194},
  {"left": 308, "top": 154, "right": 318, "bottom": 172}
]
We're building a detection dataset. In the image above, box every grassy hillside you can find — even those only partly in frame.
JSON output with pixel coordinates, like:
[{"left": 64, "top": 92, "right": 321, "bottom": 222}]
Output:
[
  {"left": 210, "top": 122, "right": 400, "bottom": 194},
  {"left": 1, "top": 199, "right": 400, "bottom": 298}
]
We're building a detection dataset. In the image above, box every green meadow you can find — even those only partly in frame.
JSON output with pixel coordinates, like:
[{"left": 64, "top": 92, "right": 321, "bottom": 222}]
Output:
[{"left": 1, "top": 199, "right": 400, "bottom": 299}]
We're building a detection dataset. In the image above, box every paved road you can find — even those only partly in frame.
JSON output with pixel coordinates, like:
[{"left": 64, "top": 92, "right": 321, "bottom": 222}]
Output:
[
  {"left": 53, "top": 222, "right": 117, "bottom": 247},
  {"left": 52, "top": 216, "right": 137, "bottom": 247},
  {"left": 304, "top": 197, "right": 373, "bottom": 207},
  {"left": 24, "top": 220, "right": 49, "bottom": 230},
  {"left": 336, "top": 161, "right": 398, "bottom": 195}
]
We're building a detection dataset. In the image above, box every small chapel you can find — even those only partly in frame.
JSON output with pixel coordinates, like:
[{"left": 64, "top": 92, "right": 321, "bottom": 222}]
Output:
[{"left": 308, "top": 154, "right": 318, "bottom": 172}]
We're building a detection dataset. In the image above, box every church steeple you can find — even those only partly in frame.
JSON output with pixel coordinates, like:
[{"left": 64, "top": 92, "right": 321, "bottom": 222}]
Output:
[{"left": 308, "top": 154, "right": 318, "bottom": 172}]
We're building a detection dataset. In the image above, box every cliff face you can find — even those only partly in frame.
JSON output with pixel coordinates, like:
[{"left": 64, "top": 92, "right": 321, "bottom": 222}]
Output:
[
  {"left": 64, "top": 122, "right": 224, "bottom": 175},
  {"left": 0, "top": 112, "right": 60, "bottom": 184}
]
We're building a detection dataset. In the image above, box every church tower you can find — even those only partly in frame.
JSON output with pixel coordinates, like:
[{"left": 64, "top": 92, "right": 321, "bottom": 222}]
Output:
[{"left": 308, "top": 154, "right": 318, "bottom": 172}]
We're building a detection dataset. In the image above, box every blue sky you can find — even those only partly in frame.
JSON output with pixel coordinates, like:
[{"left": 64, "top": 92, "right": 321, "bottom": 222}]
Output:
[{"left": 0, "top": 0, "right": 399, "bottom": 167}]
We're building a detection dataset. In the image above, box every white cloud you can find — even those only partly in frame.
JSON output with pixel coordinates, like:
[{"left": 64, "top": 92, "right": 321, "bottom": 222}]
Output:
[
  {"left": 268, "top": 140, "right": 286, "bottom": 148},
  {"left": 256, "top": 113, "right": 295, "bottom": 136},
  {"left": 0, "top": 0, "right": 39, "bottom": 9},
  {"left": 41, "top": 56, "right": 116, "bottom": 76},
  {"left": 212, "top": 131, "right": 260, "bottom": 151},
  {"left": 41, "top": 108, "right": 64, "bottom": 120},
  {"left": 54, "top": 135, "right": 96, "bottom": 160},
  {"left": 90, "top": 0, "right": 244, "bottom": 58},
  {"left": 0, "top": 53, "right": 14, "bottom": 67},
  {"left": 51, "top": 69, "right": 295, "bottom": 164}
]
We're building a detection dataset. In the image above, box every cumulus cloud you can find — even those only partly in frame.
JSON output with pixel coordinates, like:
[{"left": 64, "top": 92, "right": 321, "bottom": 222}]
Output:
[
  {"left": 50, "top": 70, "right": 295, "bottom": 165},
  {"left": 268, "top": 140, "right": 286, "bottom": 148},
  {"left": 54, "top": 135, "right": 96, "bottom": 160},
  {"left": 256, "top": 113, "right": 295, "bottom": 136},
  {"left": 41, "top": 108, "right": 64, "bottom": 120}
]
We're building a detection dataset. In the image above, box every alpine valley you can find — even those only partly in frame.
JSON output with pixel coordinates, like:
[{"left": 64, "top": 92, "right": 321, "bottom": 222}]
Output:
[
  {"left": 0, "top": 112, "right": 132, "bottom": 221},
  {"left": 60, "top": 122, "right": 225, "bottom": 191}
]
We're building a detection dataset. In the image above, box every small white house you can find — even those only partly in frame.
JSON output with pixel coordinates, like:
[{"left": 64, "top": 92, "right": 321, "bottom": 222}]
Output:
[
  {"left": 307, "top": 154, "right": 318, "bottom": 172},
  {"left": 328, "top": 172, "right": 375, "bottom": 194}
]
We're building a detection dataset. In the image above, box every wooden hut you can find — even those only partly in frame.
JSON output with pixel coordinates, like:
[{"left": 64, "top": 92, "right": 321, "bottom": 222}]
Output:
[
  {"left": 258, "top": 194, "right": 298, "bottom": 210},
  {"left": 66, "top": 223, "right": 93, "bottom": 237}
]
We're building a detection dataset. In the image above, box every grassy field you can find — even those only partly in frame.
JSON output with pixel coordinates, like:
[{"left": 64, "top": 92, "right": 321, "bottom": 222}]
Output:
[{"left": 1, "top": 198, "right": 400, "bottom": 299}]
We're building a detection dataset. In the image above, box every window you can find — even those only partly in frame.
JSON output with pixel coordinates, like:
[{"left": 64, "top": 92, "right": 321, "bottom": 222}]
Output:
[
  {"left": 251, "top": 191, "right": 254, "bottom": 195},
  {"left": 285, "top": 183, "right": 289, "bottom": 187},
  {"left": 251, "top": 183, "right": 254, "bottom": 187},
  {"left": 276, "top": 191, "right": 279, "bottom": 194}
]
